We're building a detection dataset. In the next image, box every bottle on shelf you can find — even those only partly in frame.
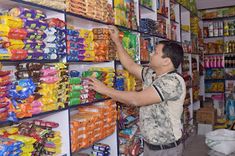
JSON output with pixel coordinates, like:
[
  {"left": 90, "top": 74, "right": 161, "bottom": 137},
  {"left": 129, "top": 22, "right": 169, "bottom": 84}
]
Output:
[
  {"left": 225, "top": 55, "right": 235, "bottom": 68},
  {"left": 208, "top": 22, "right": 214, "bottom": 37},
  {"left": 224, "top": 41, "right": 229, "bottom": 53},
  {"left": 219, "top": 21, "right": 223, "bottom": 36},
  {"left": 216, "top": 56, "right": 221, "bottom": 68},
  {"left": 221, "top": 56, "right": 224, "bottom": 68},
  {"left": 213, "top": 22, "right": 219, "bottom": 37},
  {"left": 224, "top": 21, "right": 229, "bottom": 36},
  {"left": 229, "top": 21, "right": 234, "bottom": 36},
  {"left": 225, "top": 55, "right": 228, "bottom": 67}
]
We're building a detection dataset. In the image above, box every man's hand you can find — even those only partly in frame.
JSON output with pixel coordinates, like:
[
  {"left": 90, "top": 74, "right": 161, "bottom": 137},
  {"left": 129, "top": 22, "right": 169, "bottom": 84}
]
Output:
[
  {"left": 87, "top": 77, "right": 111, "bottom": 95},
  {"left": 108, "top": 25, "right": 121, "bottom": 44}
]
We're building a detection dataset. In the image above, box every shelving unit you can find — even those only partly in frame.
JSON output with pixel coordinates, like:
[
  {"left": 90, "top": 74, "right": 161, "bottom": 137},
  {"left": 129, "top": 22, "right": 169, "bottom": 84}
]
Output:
[
  {"left": 0, "top": 0, "right": 201, "bottom": 155},
  {"left": 201, "top": 5, "right": 235, "bottom": 128}
]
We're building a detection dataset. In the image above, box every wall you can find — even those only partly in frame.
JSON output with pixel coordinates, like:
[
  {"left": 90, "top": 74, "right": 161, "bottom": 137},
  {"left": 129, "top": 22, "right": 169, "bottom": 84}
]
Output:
[{"left": 196, "top": 0, "right": 235, "bottom": 10}]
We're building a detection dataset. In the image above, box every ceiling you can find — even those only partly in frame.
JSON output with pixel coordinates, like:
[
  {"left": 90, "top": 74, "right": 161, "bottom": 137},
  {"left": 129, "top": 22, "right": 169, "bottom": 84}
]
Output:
[{"left": 196, "top": 0, "right": 235, "bottom": 10}]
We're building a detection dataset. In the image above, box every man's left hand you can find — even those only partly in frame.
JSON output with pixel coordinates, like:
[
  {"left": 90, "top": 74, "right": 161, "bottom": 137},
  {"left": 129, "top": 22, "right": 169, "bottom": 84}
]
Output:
[{"left": 87, "top": 77, "right": 110, "bottom": 94}]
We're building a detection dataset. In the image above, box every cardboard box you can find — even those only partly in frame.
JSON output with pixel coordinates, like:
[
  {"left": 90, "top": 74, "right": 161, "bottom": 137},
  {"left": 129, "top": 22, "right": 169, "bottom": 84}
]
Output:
[
  {"left": 196, "top": 106, "right": 217, "bottom": 124},
  {"left": 197, "top": 124, "right": 213, "bottom": 135}
]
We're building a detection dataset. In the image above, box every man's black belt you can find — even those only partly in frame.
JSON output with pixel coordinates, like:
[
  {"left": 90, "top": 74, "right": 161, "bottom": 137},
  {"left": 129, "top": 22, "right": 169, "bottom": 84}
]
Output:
[{"left": 144, "top": 138, "right": 182, "bottom": 150}]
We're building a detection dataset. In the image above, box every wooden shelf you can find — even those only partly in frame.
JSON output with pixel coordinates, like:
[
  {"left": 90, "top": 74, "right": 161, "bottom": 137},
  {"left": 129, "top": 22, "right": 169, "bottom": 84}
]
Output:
[
  {"left": 204, "top": 53, "right": 224, "bottom": 55},
  {"left": 202, "top": 15, "right": 235, "bottom": 21}
]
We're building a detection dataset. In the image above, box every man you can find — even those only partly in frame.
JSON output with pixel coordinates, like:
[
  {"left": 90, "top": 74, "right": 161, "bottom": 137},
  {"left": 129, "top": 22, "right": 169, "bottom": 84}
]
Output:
[{"left": 88, "top": 26, "right": 186, "bottom": 156}]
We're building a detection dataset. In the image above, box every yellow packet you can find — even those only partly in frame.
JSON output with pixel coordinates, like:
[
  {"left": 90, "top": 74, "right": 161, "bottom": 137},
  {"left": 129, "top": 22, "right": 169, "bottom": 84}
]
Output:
[
  {"left": 0, "top": 24, "right": 10, "bottom": 36},
  {"left": 8, "top": 39, "right": 24, "bottom": 50},
  {"left": 5, "top": 126, "right": 18, "bottom": 134},
  {"left": 0, "top": 15, "right": 23, "bottom": 28}
]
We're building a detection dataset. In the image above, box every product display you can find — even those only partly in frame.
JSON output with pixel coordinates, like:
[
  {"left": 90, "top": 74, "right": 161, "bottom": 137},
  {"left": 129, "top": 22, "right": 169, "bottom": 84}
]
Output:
[
  {"left": 140, "top": 0, "right": 153, "bottom": 9},
  {"left": 0, "top": 119, "right": 62, "bottom": 155},
  {"left": 177, "top": 0, "right": 197, "bottom": 15},
  {"left": 93, "top": 28, "right": 116, "bottom": 61},
  {"left": 0, "top": 65, "right": 12, "bottom": 122},
  {"left": 156, "top": 17, "right": 167, "bottom": 38},
  {"left": 203, "top": 21, "right": 224, "bottom": 37},
  {"left": 0, "top": 0, "right": 212, "bottom": 155},
  {"left": 67, "top": 27, "right": 118, "bottom": 62},
  {"left": 70, "top": 100, "right": 117, "bottom": 152},
  {"left": 0, "top": 7, "right": 67, "bottom": 61},
  {"left": 66, "top": 0, "right": 114, "bottom": 24},
  {"left": 0, "top": 63, "right": 68, "bottom": 122},
  {"left": 69, "top": 67, "right": 115, "bottom": 106},
  {"left": 140, "top": 38, "right": 150, "bottom": 62},
  {"left": 225, "top": 69, "right": 235, "bottom": 80},
  {"left": 114, "top": 0, "right": 138, "bottom": 30},
  {"left": 191, "top": 17, "right": 200, "bottom": 36},
  {"left": 120, "top": 31, "right": 138, "bottom": 61},
  {"left": 204, "top": 56, "right": 224, "bottom": 68},
  {"left": 201, "top": 6, "right": 235, "bottom": 19},
  {"left": 118, "top": 105, "right": 143, "bottom": 156},
  {"left": 204, "top": 41, "right": 223, "bottom": 54},
  {"left": 182, "top": 41, "right": 192, "bottom": 53},
  {"left": 157, "top": 0, "right": 168, "bottom": 17},
  {"left": 205, "top": 80, "right": 224, "bottom": 93},
  {"left": 91, "top": 143, "right": 111, "bottom": 156},
  {"left": 44, "top": 18, "right": 66, "bottom": 59},
  {"left": 205, "top": 68, "right": 224, "bottom": 80},
  {"left": 192, "top": 87, "right": 200, "bottom": 102},
  {"left": 224, "top": 41, "right": 235, "bottom": 53},
  {"left": 67, "top": 27, "right": 95, "bottom": 62},
  {"left": 23, "top": 0, "right": 66, "bottom": 10},
  {"left": 140, "top": 18, "right": 157, "bottom": 35}
]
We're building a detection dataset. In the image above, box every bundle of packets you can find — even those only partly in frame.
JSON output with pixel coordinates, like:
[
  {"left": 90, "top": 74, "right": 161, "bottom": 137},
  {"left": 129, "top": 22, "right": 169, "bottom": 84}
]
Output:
[
  {"left": 44, "top": 18, "right": 66, "bottom": 60},
  {"left": 92, "top": 28, "right": 116, "bottom": 61},
  {"left": 0, "top": 7, "right": 66, "bottom": 61},
  {"left": 119, "top": 31, "right": 138, "bottom": 61},
  {"left": 69, "top": 71, "right": 101, "bottom": 106},
  {"left": 0, "top": 137, "right": 24, "bottom": 156},
  {"left": 140, "top": 18, "right": 157, "bottom": 34},
  {"left": 10, "top": 63, "right": 68, "bottom": 119},
  {"left": 70, "top": 100, "right": 117, "bottom": 152},
  {"left": 55, "top": 63, "right": 69, "bottom": 108},
  {"left": 91, "top": 143, "right": 111, "bottom": 156},
  {"left": 114, "top": 0, "right": 138, "bottom": 29},
  {"left": 0, "top": 7, "right": 47, "bottom": 60},
  {"left": 66, "top": 27, "right": 95, "bottom": 62},
  {"left": 8, "top": 78, "right": 36, "bottom": 120},
  {"left": 38, "top": 63, "right": 67, "bottom": 112},
  {"left": 140, "top": 38, "right": 150, "bottom": 62},
  {"left": 117, "top": 70, "right": 137, "bottom": 91},
  {"left": 0, "top": 65, "right": 12, "bottom": 122},
  {"left": 88, "top": 67, "right": 115, "bottom": 89},
  {"left": 115, "top": 76, "right": 125, "bottom": 91},
  {"left": 0, "top": 119, "right": 62, "bottom": 155},
  {"left": 69, "top": 67, "right": 115, "bottom": 106},
  {"left": 23, "top": 0, "right": 66, "bottom": 10},
  {"left": 66, "top": 0, "right": 114, "bottom": 24}
]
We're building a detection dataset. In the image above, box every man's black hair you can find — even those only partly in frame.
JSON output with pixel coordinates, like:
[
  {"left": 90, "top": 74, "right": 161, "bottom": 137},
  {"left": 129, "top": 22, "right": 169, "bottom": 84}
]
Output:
[{"left": 158, "top": 41, "right": 184, "bottom": 69}]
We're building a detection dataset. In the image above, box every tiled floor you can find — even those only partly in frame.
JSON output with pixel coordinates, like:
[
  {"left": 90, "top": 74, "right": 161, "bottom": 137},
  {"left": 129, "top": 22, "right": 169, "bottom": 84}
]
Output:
[
  {"left": 183, "top": 135, "right": 235, "bottom": 156},
  {"left": 183, "top": 135, "right": 209, "bottom": 156}
]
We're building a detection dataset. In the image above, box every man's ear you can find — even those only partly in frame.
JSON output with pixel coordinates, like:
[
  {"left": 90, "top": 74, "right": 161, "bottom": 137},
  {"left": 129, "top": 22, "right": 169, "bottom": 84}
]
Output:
[{"left": 163, "top": 57, "right": 171, "bottom": 66}]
